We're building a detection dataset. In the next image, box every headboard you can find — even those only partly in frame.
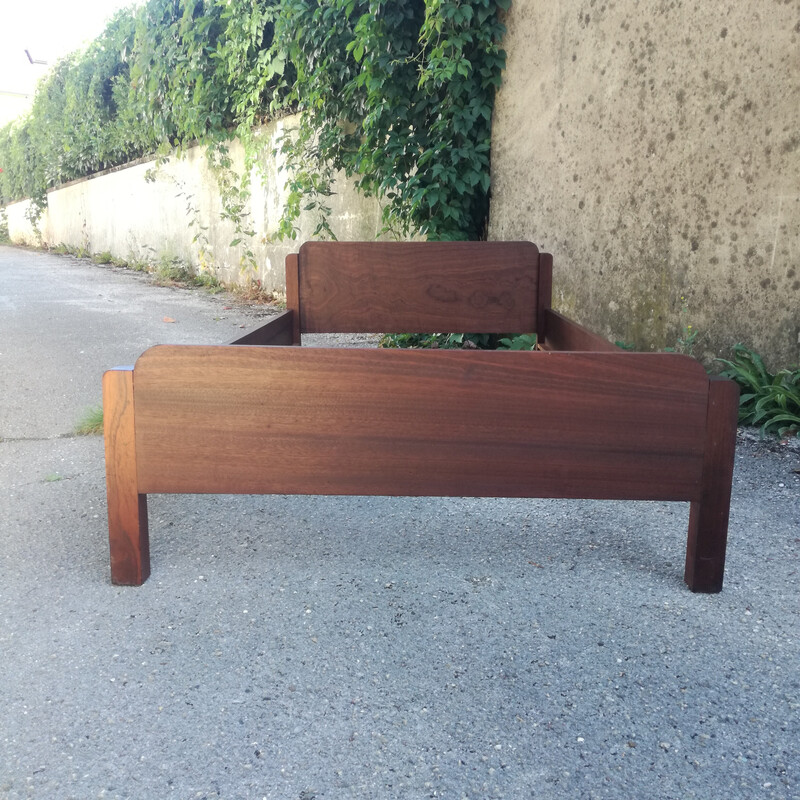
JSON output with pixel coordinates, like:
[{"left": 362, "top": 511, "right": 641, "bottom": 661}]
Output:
[{"left": 285, "top": 241, "right": 552, "bottom": 336}]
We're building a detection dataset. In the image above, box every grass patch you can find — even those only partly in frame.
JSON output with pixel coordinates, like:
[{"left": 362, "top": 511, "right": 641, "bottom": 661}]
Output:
[
  {"left": 152, "top": 253, "right": 195, "bottom": 285},
  {"left": 74, "top": 405, "right": 104, "bottom": 436},
  {"left": 191, "top": 270, "right": 224, "bottom": 293}
]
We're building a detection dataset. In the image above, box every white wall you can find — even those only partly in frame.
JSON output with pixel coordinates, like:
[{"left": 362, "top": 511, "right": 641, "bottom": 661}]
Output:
[{"left": 5, "top": 115, "right": 386, "bottom": 293}]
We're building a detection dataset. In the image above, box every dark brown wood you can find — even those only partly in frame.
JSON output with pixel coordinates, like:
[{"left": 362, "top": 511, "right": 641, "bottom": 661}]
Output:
[
  {"left": 542, "top": 308, "right": 620, "bottom": 352},
  {"left": 536, "top": 252, "right": 553, "bottom": 341},
  {"left": 133, "top": 346, "right": 708, "bottom": 501},
  {"left": 684, "top": 377, "right": 740, "bottom": 592},
  {"left": 103, "top": 240, "right": 740, "bottom": 590},
  {"left": 103, "top": 367, "right": 150, "bottom": 585},
  {"left": 285, "top": 253, "right": 301, "bottom": 345},
  {"left": 227, "top": 310, "right": 294, "bottom": 346},
  {"left": 297, "top": 241, "right": 540, "bottom": 334}
]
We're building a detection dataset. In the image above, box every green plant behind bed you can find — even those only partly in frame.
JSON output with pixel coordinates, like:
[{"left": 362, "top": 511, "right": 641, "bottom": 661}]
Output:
[
  {"left": 379, "top": 332, "right": 536, "bottom": 350},
  {"left": 717, "top": 344, "right": 800, "bottom": 438}
]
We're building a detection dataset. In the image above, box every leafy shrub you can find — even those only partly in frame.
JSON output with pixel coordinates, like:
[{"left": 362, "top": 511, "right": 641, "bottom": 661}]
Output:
[
  {"left": 717, "top": 344, "right": 800, "bottom": 438},
  {"left": 379, "top": 332, "right": 536, "bottom": 350},
  {"left": 273, "top": 0, "right": 510, "bottom": 240},
  {"left": 0, "top": 0, "right": 510, "bottom": 244}
]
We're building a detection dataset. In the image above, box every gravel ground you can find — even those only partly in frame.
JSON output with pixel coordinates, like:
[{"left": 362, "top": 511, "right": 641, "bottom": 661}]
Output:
[{"left": 1, "top": 245, "right": 798, "bottom": 800}]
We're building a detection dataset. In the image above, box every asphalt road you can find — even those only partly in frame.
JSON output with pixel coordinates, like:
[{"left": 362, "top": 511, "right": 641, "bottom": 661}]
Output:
[{"left": 1, "top": 245, "right": 798, "bottom": 800}]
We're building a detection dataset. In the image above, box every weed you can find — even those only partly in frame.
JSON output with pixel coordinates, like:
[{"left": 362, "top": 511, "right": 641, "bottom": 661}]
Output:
[
  {"left": 191, "top": 271, "right": 224, "bottom": 293},
  {"left": 717, "top": 344, "right": 800, "bottom": 438},
  {"left": 44, "top": 473, "right": 64, "bottom": 483},
  {"left": 152, "top": 253, "right": 194, "bottom": 285},
  {"left": 74, "top": 405, "right": 104, "bottom": 436},
  {"left": 497, "top": 333, "right": 538, "bottom": 351},
  {"left": 664, "top": 295, "right": 699, "bottom": 356},
  {"left": 0, "top": 208, "right": 9, "bottom": 243},
  {"left": 379, "top": 332, "right": 536, "bottom": 351},
  {"left": 231, "top": 279, "right": 281, "bottom": 305},
  {"left": 127, "top": 256, "right": 150, "bottom": 272},
  {"left": 49, "top": 241, "right": 92, "bottom": 259},
  {"left": 93, "top": 251, "right": 113, "bottom": 264}
]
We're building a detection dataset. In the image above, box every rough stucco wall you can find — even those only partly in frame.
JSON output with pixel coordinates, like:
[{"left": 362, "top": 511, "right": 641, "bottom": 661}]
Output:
[
  {"left": 4, "top": 114, "right": 384, "bottom": 293},
  {"left": 490, "top": 2, "right": 800, "bottom": 366}
]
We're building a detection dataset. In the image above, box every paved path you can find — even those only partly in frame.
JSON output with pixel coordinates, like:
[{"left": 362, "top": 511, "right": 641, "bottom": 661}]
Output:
[{"left": 1, "top": 245, "right": 798, "bottom": 799}]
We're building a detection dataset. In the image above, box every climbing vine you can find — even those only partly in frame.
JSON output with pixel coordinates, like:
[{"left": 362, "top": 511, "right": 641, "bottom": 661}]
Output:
[
  {"left": 0, "top": 0, "right": 510, "bottom": 243},
  {"left": 272, "top": 0, "right": 510, "bottom": 240}
]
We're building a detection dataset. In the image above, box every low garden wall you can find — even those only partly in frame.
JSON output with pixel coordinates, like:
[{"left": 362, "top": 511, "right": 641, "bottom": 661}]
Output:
[{"left": 5, "top": 115, "right": 384, "bottom": 293}]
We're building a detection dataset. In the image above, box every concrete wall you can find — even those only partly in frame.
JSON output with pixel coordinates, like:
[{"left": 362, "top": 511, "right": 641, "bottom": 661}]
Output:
[
  {"left": 5, "top": 115, "right": 384, "bottom": 293},
  {"left": 490, "top": 2, "right": 800, "bottom": 366}
]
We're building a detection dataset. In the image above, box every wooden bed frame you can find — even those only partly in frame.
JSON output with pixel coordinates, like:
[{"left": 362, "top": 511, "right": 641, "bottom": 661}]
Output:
[{"left": 103, "top": 242, "right": 739, "bottom": 592}]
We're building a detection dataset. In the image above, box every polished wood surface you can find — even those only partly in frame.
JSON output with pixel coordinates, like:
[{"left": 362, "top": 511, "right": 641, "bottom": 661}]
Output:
[
  {"left": 134, "top": 346, "right": 709, "bottom": 501},
  {"left": 684, "top": 377, "right": 740, "bottom": 592},
  {"left": 296, "top": 241, "right": 540, "bottom": 334},
  {"left": 103, "top": 240, "right": 739, "bottom": 591},
  {"left": 103, "top": 368, "right": 150, "bottom": 585},
  {"left": 536, "top": 252, "right": 553, "bottom": 339},
  {"left": 543, "top": 308, "right": 620, "bottom": 352},
  {"left": 227, "top": 309, "right": 294, "bottom": 346},
  {"left": 285, "top": 253, "right": 301, "bottom": 345}
]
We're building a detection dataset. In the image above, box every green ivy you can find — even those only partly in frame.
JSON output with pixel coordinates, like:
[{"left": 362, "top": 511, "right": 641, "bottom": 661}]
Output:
[
  {"left": 272, "top": 0, "right": 510, "bottom": 240},
  {"left": 0, "top": 0, "right": 511, "bottom": 244}
]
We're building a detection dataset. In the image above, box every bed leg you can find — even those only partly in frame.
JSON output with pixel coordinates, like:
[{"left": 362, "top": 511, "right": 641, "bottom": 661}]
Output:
[
  {"left": 684, "top": 378, "right": 739, "bottom": 593},
  {"left": 103, "top": 368, "right": 150, "bottom": 585}
]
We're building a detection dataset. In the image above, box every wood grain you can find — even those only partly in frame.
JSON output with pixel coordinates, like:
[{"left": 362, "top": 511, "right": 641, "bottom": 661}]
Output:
[
  {"left": 227, "top": 310, "right": 294, "bottom": 346},
  {"left": 103, "top": 368, "right": 150, "bottom": 585},
  {"left": 536, "top": 252, "right": 553, "bottom": 339},
  {"left": 297, "top": 241, "right": 540, "bottom": 334},
  {"left": 133, "top": 346, "right": 709, "bottom": 501},
  {"left": 543, "top": 308, "right": 620, "bottom": 352},
  {"left": 285, "top": 253, "right": 301, "bottom": 345},
  {"left": 684, "top": 377, "right": 740, "bottom": 592}
]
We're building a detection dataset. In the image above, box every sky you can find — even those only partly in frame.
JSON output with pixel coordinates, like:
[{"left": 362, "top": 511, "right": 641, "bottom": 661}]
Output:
[{"left": 0, "top": 0, "right": 139, "bottom": 97}]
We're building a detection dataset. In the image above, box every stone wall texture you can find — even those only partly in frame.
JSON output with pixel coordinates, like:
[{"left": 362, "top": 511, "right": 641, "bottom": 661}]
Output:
[
  {"left": 490, "top": 2, "right": 800, "bottom": 366},
  {"left": 5, "top": 115, "right": 384, "bottom": 294}
]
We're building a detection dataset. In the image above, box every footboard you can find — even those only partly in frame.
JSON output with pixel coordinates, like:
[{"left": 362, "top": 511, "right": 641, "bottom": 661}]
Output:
[{"left": 104, "top": 346, "right": 738, "bottom": 591}]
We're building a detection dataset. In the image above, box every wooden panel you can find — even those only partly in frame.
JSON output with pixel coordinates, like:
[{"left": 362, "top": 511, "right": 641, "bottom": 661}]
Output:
[
  {"left": 297, "top": 241, "right": 539, "bottom": 334},
  {"left": 536, "top": 252, "right": 553, "bottom": 339},
  {"left": 543, "top": 309, "right": 620, "bottom": 352},
  {"left": 103, "top": 368, "right": 150, "bottom": 585},
  {"left": 684, "top": 377, "right": 740, "bottom": 592},
  {"left": 134, "top": 346, "right": 709, "bottom": 501},
  {"left": 285, "top": 253, "right": 301, "bottom": 344},
  {"left": 227, "top": 310, "right": 294, "bottom": 346}
]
